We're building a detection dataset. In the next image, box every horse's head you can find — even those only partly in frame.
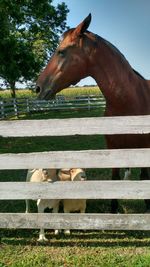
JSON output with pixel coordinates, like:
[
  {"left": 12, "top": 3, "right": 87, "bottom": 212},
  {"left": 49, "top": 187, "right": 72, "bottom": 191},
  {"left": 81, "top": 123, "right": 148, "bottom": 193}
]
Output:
[{"left": 36, "top": 14, "right": 92, "bottom": 99}]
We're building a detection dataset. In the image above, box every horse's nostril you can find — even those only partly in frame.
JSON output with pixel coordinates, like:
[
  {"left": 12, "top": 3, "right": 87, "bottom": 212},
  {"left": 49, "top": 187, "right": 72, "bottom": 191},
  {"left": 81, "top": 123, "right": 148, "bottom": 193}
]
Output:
[{"left": 36, "top": 86, "right": 41, "bottom": 94}]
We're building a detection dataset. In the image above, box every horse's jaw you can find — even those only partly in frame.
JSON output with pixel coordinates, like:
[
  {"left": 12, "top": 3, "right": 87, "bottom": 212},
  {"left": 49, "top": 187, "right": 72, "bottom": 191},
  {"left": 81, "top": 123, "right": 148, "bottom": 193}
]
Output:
[
  {"left": 37, "top": 87, "right": 57, "bottom": 100},
  {"left": 37, "top": 73, "right": 82, "bottom": 100}
]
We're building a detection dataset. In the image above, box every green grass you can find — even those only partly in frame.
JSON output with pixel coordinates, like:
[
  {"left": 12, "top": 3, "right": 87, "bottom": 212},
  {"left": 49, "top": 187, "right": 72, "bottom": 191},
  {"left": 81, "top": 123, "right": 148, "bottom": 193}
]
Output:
[
  {"left": 1, "top": 230, "right": 150, "bottom": 267},
  {"left": 0, "top": 101, "right": 150, "bottom": 267}
]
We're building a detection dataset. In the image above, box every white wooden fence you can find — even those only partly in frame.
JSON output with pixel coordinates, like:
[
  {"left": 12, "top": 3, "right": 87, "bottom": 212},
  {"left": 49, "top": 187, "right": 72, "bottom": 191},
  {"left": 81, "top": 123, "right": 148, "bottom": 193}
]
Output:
[
  {"left": 0, "top": 95, "right": 105, "bottom": 119},
  {"left": 0, "top": 115, "right": 150, "bottom": 231}
]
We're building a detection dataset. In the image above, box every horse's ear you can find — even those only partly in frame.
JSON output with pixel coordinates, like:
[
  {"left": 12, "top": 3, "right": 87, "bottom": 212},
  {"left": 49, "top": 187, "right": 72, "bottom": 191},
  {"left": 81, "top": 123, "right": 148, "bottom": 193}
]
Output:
[{"left": 74, "top": 13, "right": 92, "bottom": 37}]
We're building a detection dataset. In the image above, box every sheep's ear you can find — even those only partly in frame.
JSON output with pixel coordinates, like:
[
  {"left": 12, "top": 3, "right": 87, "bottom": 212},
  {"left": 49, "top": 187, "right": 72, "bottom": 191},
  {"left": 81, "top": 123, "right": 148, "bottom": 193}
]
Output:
[
  {"left": 70, "top": 169, "right": 74, "bottom": 180},
  {"left": 70, "top": 168, "right": 73, "bottom": 174},
  {"left": 73, "top": 13, "right": 91, "bottom": 37}
]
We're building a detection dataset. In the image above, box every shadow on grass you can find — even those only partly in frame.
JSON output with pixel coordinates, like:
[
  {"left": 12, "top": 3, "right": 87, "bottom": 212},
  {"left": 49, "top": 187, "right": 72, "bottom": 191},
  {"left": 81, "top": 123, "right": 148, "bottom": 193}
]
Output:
[{"left": 1, "top": 229, "right": 150, "bottom": 248}]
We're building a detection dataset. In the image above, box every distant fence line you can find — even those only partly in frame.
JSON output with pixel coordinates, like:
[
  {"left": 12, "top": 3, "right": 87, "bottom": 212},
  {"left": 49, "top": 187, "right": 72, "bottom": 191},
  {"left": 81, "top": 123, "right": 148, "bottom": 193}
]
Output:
[{"left": 0, "top": 95, "right": 105, "bottom": 119}]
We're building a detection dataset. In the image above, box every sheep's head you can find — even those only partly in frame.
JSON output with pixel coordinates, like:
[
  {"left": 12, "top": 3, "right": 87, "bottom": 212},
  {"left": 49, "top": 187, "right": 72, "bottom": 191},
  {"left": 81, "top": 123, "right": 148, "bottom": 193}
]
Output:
[
  {"left": 58, "top": 169, "right": 71, "bottom": 181},
  {"left": 58, "top": 168, "right": 87, "bottom": 181},
  {"left": 42, "top": 169, "right": 57, "bottom": 182},
  {"left": 70, "top": 168, "right": 87, "bottom": 181}
]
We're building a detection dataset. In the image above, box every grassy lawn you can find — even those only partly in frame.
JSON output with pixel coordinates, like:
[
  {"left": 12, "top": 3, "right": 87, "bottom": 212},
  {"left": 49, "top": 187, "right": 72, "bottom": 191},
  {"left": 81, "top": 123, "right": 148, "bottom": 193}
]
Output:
[
  {"left": 0, "top": 229, "right": 150, "bottom": 267},
  {"left": 0, "top": 97, "right": 150, "bottom": 267}
]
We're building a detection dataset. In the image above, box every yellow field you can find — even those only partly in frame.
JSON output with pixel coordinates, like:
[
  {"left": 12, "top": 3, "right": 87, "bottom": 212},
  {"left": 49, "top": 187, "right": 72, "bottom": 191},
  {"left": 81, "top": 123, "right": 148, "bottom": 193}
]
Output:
[
  {"left": 58, "top": 86, "right": 100, "bottom": 97},
  {"left": 0, "top": 89, "right": 36, "bottom": 98},
  {"left": 0, "top": 86, "right": 100, "bottom": 98}
]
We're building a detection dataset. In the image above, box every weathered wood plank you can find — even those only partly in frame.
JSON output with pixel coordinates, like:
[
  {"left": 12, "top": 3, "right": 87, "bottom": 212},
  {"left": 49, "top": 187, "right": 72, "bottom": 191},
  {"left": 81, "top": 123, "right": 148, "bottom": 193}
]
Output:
[
  {"left": 0, "top": 115, "right": 150, "bottom": 137},
  {"left": 0, "top": 213, "right": 150, "bottom": 230},
  {"left": 1, "top": 181, "right": 150, "bottom": 200},
  {"left": 0, "top": 149, "right": 149, "bottom": 169}
]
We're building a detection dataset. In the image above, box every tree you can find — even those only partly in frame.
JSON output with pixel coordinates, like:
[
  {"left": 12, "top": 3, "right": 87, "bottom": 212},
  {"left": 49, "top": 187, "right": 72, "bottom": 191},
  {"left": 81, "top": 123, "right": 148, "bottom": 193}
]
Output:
[{"left": 0, "top": 0, "right": 69, "bottom": 97}]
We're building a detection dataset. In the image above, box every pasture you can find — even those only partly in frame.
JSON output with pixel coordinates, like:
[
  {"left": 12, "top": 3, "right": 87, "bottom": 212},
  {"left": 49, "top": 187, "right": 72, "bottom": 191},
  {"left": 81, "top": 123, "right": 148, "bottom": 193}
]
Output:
[{"left": 0, "top": 89, "right": 150, "bottom": 267}]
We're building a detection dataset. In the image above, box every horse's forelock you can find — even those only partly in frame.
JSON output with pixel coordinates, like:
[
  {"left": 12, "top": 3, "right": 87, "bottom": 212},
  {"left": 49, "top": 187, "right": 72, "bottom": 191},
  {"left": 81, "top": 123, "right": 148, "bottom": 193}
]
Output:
[
  {"left": 62, "top": 28, "right": 75, "bottom": 39},
  {"left": 62, "top": 28, "right": 92, "bottom": 42},
  {"left": 58, "top": 30, "right": 98, "bottom": 58}
]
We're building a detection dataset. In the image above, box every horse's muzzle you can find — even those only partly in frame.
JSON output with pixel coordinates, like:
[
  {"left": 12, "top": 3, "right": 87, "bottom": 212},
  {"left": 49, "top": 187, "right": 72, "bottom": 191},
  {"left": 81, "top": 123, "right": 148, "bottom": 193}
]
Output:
[
  {"left": 35, "top": 85, "right": 41, "bottom": 94},
  {"left": 37, "top": 88, "right": 56, "bottom": 100}
]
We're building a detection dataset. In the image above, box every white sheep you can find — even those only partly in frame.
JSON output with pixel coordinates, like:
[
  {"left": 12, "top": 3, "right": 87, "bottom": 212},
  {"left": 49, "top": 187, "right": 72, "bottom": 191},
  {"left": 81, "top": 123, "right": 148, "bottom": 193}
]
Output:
[
  {"left": 25, "top": 168, "right": 87, "bottom": 240},
  {"left": 59, "top": 168, "right": 87, "bottom": 235},
  {"left": 25, "top": 168, "right": 60, "bottom": 241}
]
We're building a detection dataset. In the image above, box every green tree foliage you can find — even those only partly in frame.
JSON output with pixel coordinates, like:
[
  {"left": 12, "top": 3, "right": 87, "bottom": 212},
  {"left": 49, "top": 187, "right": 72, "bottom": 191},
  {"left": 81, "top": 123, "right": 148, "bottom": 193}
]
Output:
[{"left": 0, "top": 0, "right": 69, "bottom": 97}]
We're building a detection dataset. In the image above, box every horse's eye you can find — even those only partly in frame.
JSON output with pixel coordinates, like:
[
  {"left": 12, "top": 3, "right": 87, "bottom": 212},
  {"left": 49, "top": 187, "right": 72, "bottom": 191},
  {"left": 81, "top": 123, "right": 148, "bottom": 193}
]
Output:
[{"left": 57, "top": 49, "right": 66, "bottom": 57}]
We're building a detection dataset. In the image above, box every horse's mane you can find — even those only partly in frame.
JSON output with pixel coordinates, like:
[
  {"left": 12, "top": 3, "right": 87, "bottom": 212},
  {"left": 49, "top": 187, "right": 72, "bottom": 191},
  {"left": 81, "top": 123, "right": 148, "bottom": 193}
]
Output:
[
  {"left": 132, "top": 69, "right": 145, "bottom": 79},
  {"left": 62, "top": 29, "right": 145, "bottom": 81},
  {"left": 95, "top": 34, "right": 145, "bottom": 80}
]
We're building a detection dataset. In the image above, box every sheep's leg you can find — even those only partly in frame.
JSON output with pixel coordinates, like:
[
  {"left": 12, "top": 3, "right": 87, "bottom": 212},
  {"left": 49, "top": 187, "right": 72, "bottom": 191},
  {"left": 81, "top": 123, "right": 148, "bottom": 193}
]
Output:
[
  {"left": 53, "top": 204, "right": 60, "bottom": 235},
  {"left": 64, "top": 206, "right": 86, "bottom": 235},
  {"left": 54, "top": 229, "right": 60, "bottom": 235},
  {"left": 38, "top": 228, "right": 48, "bottom": 242},
  {"left": 25, "top": 199, "right": 30, "bottom": 213},
  {"left": 80, "top": 205, "right": 86, "bottom": 233},
  {"left": 80, "top": 208, "right": 86, "bottom": 213},
  {"left": 64, "top": 229, "right": 71, "bottom": 235},
  {"left": 37, "top": 199, "right": 48, "bottom": 242},
  {"left": 123, "top": 168, "right": 131, "bottom": 180},
  {"left": 80, "top": 200, "right": 86, "bottom": 214},
  {"left": 63, "top": 207, "right": 71, "bottom": 235}
]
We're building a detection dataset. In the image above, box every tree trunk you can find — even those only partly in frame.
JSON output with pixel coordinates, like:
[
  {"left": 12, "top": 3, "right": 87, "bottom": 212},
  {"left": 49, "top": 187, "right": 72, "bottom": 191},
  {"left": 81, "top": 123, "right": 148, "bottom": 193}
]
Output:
[{"left": 10, "top": 81, "right": 16, "bottom": 98}]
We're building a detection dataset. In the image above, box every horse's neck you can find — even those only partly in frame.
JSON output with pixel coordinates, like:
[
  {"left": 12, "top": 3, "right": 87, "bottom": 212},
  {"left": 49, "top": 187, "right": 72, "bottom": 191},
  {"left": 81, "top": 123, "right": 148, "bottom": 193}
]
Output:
[
  {"left": 147, "top": 80, "right": 150, "bottom": 88},
  {"left": 90, "top": 47, "right": 148, "bottom": 115}
]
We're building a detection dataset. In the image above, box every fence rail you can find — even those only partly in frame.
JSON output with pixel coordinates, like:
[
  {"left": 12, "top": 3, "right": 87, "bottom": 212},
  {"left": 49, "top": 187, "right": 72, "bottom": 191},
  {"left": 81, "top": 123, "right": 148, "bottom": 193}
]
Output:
[
  {"left": 0, "top": 115, "right": 150, "bottom": 232},
  {"left": 0, "top": 149, "right": 149, "bottom": 169},
  {"left": 1, "top": 213, "right": 150, "bottom": 230},
  {"left": 0, "top": 95, "right": 105, "bottom": 119},
  {"left": 0, "top": 115, "right": 149, "bottom": 137},
  {"left": 1, "top": 181, "right": 150, "bottom": 200}
]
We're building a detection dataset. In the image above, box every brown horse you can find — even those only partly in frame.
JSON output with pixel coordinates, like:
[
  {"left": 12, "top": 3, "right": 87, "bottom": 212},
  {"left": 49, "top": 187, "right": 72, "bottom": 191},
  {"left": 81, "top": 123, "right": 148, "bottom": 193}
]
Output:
[{"left": 36, "top": 14, "right": 150, "bottom": 212}]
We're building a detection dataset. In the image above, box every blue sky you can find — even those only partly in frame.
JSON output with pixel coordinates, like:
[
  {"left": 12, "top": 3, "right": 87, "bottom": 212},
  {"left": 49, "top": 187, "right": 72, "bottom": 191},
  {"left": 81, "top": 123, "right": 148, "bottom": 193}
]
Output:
[{"left": 54, "top": 0, "right": 150, "bottom": 85}]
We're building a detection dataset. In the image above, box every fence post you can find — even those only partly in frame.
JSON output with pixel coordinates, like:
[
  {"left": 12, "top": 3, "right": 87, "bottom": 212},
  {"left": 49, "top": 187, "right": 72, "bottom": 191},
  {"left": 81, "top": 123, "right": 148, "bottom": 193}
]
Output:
[
  {"left": 88, "top": 96, "right": 91, "bottom": 111},
  {"left": 13, "top": 98, "right": 18, "bottom": 117},
  {"left": 26, "top": 99, "right": 30, "bottom": 113},
  {"left": 0, "top": 100, "right": 5, "bottom": 119}
]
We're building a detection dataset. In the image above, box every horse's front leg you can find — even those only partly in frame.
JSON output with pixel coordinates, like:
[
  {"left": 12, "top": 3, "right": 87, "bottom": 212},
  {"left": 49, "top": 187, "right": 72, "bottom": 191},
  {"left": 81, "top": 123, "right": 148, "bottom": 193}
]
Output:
[
  {"left": 140, "top": 168, "right": 150, "bottom": 212},
  {"left": 111, "top": 168, "right": 121, "bottom": 213}
]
